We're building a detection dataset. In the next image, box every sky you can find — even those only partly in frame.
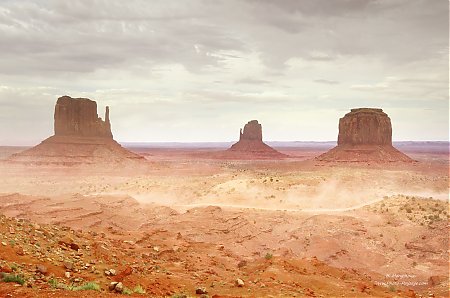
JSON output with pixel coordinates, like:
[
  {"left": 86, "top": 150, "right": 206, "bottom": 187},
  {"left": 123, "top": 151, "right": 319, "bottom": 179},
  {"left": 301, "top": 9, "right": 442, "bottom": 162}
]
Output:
[{"left": 0, "top": 0, "right": 448, "bottom": 145}]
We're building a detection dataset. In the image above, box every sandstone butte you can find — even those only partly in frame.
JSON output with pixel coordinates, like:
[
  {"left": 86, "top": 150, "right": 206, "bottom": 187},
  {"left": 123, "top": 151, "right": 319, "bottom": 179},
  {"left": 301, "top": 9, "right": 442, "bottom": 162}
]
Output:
[
  {"left": 9, "top": 96, "right": 143, "bottom": 165},
  {"left": 316, "top": 108, "right": 413, "bottom": 162},
  {"left": 227, "top": 120, "right": 286, "bottom": 159}
]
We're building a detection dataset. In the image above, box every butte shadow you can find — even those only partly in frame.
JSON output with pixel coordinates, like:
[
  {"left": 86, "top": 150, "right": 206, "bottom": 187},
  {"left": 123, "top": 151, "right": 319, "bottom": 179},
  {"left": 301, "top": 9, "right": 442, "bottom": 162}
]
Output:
[
  {"left": 316, "top": 108, "right": 414, "bottom": 163},
  {"left": 9, "top": 96, "right": 143, "bottom": 166}
]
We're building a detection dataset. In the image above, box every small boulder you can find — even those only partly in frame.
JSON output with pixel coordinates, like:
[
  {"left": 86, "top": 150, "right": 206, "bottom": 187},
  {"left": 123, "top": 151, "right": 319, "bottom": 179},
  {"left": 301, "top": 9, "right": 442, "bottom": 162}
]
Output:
[
  {"left": 114, "top": 282, "right": 123, "bottom": 293},
  {"left": 195, "top": 287, "right": 208, "bottom": 294},
  {"left": 36, "top": 264, "right": 47, "bottom": 275},
  {"left": 235, "top": 278, "right": 245, "bottom": 287}
]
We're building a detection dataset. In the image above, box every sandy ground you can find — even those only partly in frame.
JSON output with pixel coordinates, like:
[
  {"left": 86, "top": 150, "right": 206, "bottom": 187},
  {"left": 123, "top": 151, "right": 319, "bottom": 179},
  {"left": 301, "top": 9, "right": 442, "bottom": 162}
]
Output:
[{"left": 0, "top": 143, "right": 448, "bottom": 297}]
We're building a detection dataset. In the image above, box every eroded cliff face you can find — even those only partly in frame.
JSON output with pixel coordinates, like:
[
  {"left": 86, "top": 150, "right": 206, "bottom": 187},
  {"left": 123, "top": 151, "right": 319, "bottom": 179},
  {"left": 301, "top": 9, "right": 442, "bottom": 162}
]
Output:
[
  {"left": 228, "top": 120, "right": 286, "bottom": 159},
  {"left": 239, "top": 120, "right": 263, "bottom": 141},
  {"left": 54, "top": 96, "right": 112, "bottom": 138},
  {"left": 9, "top": 96, "right": 143, "bottom": 165},
  {"left": 337, "top": 108, "right": 391, "bottom": 146},
  {"left": 316, "top": 108, "right": 413, "bottom": 163}
]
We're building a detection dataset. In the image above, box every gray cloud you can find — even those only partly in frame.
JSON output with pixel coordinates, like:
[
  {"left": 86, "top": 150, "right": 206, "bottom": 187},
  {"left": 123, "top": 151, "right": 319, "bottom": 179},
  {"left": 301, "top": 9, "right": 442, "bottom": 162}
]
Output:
[{"left": 0, "top": 0, "right": 447, "bottom": 144}]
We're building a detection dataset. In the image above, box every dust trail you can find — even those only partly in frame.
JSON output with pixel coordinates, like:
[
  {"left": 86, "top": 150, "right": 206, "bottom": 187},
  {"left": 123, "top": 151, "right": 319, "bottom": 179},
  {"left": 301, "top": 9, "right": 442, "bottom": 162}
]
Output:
[{"left": 171, "top": 196, "right": 385, "bottom": 214}]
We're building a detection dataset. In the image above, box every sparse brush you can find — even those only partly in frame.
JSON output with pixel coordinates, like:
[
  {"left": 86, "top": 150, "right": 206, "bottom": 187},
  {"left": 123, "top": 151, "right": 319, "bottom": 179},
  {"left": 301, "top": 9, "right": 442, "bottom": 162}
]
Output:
[
  {"left": 171, "top": 293, "right": 188, "bottom": 298},
  {"left": 1, "top": 273, "right": 25, "bottom": 285},
  {"left": 122, "top": 287, "right": 133, "bottom": 295},
  {"left": 70, "top": 282, "right": 100, "bottom": 291},
  {"left": 48, "top": 278, "right": 58, "bottom": 288},
  {"left": 133, "top": 284, "right": 146, "bottom": 294},
  {"left": 265, "top": 252, "right": 273, "bottom": 260}
]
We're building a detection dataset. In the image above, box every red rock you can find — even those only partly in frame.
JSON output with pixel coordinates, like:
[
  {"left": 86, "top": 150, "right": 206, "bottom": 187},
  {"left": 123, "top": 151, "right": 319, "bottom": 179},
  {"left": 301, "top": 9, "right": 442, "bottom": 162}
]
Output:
[
  {"left": 338, "top": 108, "right": 391, "bottom": 146},
  {"left": 113, "top": 266, "right": 133, "bottom": 282},
  {"left": 54, "top": 96, "right": 112, "bottom": 138},
  {"left": 0, "top": 266, "right": 13, "bottom": 273},
  {"left": 36, "top": 264, "right": 48, "bottom": 275},
  {"left": 15, "top": 246, "right": 24, "bottom": 256},
  {"left": 227, "top": 120, "right": 286, "bottom": 159},
  {"left": 428, "top": 275, "right": 445, "bottom": 286},
  {"left": 239, "top": 120, "right": 262, "bottom": 141},
  {"left": 316, "top": 108, "right": 413, "bottom": 163},
  {"left": 9, "top": 96, "right": 143, "bottom": 165}
]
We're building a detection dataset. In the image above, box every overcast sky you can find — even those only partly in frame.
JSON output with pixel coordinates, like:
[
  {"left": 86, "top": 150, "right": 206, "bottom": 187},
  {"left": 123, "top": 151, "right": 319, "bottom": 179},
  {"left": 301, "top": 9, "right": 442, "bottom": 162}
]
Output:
[{"left": 0, "top": 0, "right": 448, "bottom": 145}]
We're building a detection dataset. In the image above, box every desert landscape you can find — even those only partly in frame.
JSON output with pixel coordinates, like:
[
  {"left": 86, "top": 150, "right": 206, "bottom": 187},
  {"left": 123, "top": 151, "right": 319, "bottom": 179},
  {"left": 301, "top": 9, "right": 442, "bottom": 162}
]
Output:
[
  {"left": 0, "top": 96, "right": 448, "bottom": 298},
  {"left": 0, "top": 1, "right": 448, "bottom": 297}
]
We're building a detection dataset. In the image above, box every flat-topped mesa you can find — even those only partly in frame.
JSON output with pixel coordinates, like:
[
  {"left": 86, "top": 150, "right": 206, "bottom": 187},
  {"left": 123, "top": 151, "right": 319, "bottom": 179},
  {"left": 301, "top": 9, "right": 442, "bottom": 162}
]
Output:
[
  {"left": 316, "top": 108, "right": 413, "bottom": 163},
  {"left": 338, "top": 108, "right": 391, "bottom": 146},
  {"left": 240, "top": 120, "right": 263, "bottom": 141},
  {"left": 54, "top": 96, "right": 112, "bottom": 138}
]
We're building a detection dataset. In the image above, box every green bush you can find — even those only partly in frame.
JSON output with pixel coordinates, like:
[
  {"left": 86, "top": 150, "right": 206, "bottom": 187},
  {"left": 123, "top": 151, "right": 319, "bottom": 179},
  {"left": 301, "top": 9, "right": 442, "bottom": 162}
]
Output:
[
  {"left": 1, "top": 273, "right": 25, "bottom": 285},
  {"left": 70, "top": 282, "right": 100, "bottom": 291},
  {"left": 133, "top": 284, "right": 146, "bottom": 294}
]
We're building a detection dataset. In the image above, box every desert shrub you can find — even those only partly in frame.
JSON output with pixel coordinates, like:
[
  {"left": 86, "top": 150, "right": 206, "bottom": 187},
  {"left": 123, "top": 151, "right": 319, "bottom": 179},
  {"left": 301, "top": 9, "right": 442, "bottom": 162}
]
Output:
[
  {"left": 265, "top": 253, "right": 273, "bottom": 260},
  {"left": 133, "top": 284, "right": 146, "bottom": 294},
  {"left": 171, "top": 293, "right": 188, "bottom": 298},
  {"left": 48, "top": 278, "right": 59, "bottom": 288},
  {"left": 71, "top": 282, "right": 100, "bottom": 291},
  {"left": 0, "top": 273, "right": 25, "bottom": 285},
  {"left": 122, "top": 287, "right": 133, "bottom": 295}
]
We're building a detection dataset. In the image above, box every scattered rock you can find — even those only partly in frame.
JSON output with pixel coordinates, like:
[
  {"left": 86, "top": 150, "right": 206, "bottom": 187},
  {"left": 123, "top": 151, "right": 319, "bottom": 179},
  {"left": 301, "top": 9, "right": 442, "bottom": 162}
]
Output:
[
  {"left": 235, "top": 278, "right": 245, "bottom": 287},
  {"left": 15, "top": 247, "right": 24, "bottom": 256},
  {"left": 237, "top": 260, "right": 247, "bottom": 268},
  {"left": 63, "top": 261, "right": 74, "bottom": 271},
  {"left": 104, "top": 268, "right": 116, "bottom": 276},
  {"left": 114, "top": 282, "right": 123, "bottom": 293},
  {"left": 0, "top": 266, "right": 13, "bottom": 273},
  {"left": 109, "top": 281, "right": 118, "bottom": 291},
  {"left": 36, "top": 264, "right": 47, "bottom": 275},
  {"left": 195, "top": 287, "right": 208, "bottom": 294},
  {"left": 113, "top": 266, "right": 132, "bottom": 282}
]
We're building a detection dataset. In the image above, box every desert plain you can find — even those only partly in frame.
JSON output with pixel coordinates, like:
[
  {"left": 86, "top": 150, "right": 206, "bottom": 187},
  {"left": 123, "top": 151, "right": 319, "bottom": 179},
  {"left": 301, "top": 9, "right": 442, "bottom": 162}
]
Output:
[{"left": 0, "top": 141, "right": 448, "bottom": 298}]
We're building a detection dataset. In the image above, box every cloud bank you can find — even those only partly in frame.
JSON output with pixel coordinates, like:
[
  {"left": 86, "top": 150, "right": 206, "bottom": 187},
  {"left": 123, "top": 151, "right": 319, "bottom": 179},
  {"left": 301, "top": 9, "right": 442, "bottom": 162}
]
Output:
[{"left": 0, "top": 0, "right": 448, "bottom": 144}]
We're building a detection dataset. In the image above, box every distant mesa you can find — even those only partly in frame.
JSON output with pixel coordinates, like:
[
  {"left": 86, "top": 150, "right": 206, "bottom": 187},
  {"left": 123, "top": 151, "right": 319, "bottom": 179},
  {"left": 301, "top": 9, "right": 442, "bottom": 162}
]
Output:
[
  {"left": 226, "top": 120, "right": 287, "bottom": 159},
  {"left": 9, "top": 96, "right": 143, "bottom": 165},
  {"left": 316, "top": 108, "right": 413, "bottom": 163}
]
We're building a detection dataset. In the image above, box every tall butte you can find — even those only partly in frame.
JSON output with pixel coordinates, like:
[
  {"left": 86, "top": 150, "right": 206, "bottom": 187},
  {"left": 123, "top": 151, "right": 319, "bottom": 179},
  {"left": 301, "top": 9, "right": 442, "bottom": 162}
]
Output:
[
  {"left": 9, "top": 96, "right": 142, "bottom": 165},
  {"left": 54, "top": 96, "right": 113, "bottom": 138},
  {"left": 226, "top": 120, "right": 286, "bottom": 159},
  {"left": 316, "top": 108, "right": 413, "bottom": 162}
]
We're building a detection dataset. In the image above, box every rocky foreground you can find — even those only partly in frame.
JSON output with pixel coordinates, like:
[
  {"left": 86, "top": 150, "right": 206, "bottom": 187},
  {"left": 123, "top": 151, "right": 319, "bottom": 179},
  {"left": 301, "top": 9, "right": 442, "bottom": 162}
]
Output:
[{"left": 0, "top": 193, "right": 448, "bottom": 297}]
